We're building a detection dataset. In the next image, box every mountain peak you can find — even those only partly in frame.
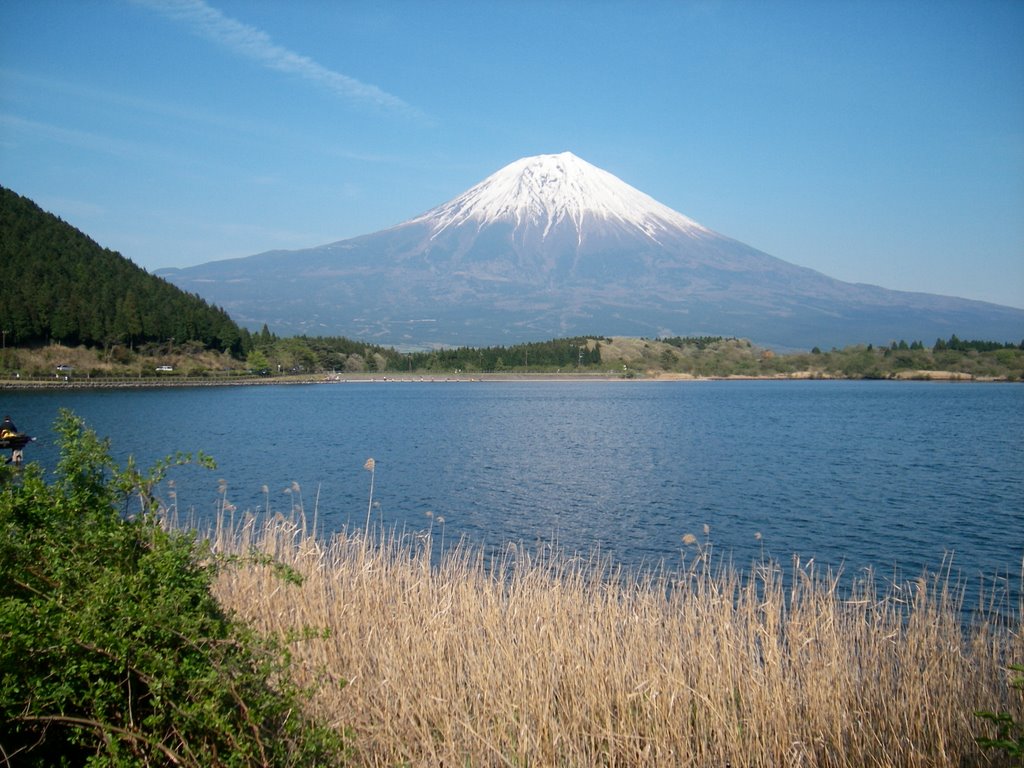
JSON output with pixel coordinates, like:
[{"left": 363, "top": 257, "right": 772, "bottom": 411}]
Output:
[
  {"left": 157, "top": 153, "right": 1024, "bottom": 350},
  {"left": 411, "top": 152, "right": 710, "bottom": 243}
]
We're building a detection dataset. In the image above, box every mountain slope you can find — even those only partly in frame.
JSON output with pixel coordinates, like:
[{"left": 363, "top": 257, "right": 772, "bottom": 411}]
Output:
[
  {"left": 157, "top": 153, "right": 1024, "bottom": 349},
  {"left": 0, "top": 186, "right": 246, "bottom": 352}
]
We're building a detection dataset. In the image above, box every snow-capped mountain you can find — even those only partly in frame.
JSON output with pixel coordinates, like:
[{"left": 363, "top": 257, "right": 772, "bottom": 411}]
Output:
[
  {"left": 411, "top": 151, "right": 709, "bottom": 243},
  {"left": 157, "top": 153, "right": 1024, "bottom": 349}
]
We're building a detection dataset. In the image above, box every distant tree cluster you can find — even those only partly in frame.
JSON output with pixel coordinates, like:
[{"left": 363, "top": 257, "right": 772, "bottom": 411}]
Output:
[
  {"left": 0, "top": 186, "right": 247, "bottom": 355},
  {"left": 763, "top": 340, "right": 1024, "bottom": 380},
  {"left": 657, "top": 335, "right": 732, "bottom": 350},
  {"left": 886, "top": 340, "right": 927, "bottom": 351},
  {"left": 243, "top": 328, "right": 394, "bottom": 374},
  {"left": 933, "top": 335, "right": 1023, "bottom": 353}
]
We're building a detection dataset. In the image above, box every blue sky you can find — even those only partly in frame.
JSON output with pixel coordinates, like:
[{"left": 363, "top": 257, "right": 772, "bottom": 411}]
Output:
[{"left": 2, "top": 0, "right": 1023, "bottom": 310}]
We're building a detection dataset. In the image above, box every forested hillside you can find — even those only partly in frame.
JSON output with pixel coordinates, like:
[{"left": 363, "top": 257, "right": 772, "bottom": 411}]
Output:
[{"left": 0, "top": 186, "right": 247, "bottom": 353}]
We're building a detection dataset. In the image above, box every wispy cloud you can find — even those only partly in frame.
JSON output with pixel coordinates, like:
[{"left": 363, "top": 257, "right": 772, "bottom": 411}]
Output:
[
  {"left": 2, "top": 68, "right": 248, "bottom": 130},
  {"left": 0, "top": 113, "right": 153, "bottom": 160},
  {"left": 131, "top": 0, "right": 418, "bottom": 116}
]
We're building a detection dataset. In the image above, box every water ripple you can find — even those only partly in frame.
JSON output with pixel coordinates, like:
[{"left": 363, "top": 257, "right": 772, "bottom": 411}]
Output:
[{"left": 6, "top": 380, "right": 1022, "bottom": 608}]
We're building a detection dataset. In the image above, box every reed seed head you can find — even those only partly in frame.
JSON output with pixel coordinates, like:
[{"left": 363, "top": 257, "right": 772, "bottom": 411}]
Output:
[{"left": 203, "top": 511, "right": 1016, "bottom": 768}]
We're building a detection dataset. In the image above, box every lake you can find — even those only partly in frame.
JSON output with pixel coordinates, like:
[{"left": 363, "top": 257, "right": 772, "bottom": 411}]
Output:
[{"left": 3, "top": 379, "right": 1022, "bottom": 610}]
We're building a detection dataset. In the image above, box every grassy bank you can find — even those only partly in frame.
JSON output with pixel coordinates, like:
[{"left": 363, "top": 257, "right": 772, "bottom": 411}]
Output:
[{"left": 202, "top": 513, "right": 1022, "bottom": 767}]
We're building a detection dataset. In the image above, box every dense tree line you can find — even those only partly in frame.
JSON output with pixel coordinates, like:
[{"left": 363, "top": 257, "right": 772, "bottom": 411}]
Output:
[
  {"left": 0, "top": 186, "right": 248, "bottom": 354},
  {"left": 933, "top": 335, "right": 1023, "bottom": 353},
  {"left": 243, "top": 334, "right": 604, "bottom": 374},
  {"left": 403, "top": 337, "right": 603, "bottom": 372}
]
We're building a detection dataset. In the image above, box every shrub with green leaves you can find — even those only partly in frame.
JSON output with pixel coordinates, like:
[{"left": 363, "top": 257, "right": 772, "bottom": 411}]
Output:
[
  {"left": 976, "top": 664, "right": 1024, "bottom": 761},
  {"left": 0, "top": 410, "right": 347, "bottom": 767}
]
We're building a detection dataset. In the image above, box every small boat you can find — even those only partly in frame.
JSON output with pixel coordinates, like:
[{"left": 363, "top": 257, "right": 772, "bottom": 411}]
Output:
[{"left": 0, "top": 433, "right": 33, "bottom": 450}]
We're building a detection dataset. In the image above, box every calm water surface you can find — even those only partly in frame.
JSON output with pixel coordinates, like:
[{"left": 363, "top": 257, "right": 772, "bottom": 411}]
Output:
[{"left": 4, "top": 380, "right": 1022, "bottom": 606}]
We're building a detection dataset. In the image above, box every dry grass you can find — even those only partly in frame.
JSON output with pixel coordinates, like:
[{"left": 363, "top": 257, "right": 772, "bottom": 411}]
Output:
[
  {"left": 197, "top": 512, "right": 1022, "bottom": 767},
  {"left": 1, "top": 342, "right": 243, "bottom": 378}
]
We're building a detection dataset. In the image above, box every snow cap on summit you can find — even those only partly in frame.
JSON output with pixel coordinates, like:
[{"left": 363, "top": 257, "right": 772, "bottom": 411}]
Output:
[{"left": 414, "top": 152, "right": 710, "bottom": 242}]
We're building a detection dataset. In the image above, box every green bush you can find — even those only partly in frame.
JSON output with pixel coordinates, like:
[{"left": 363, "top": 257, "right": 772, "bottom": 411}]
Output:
[
  {"left": 0, "top": 410, "right": 347, "bottom": 766},
  {"left": 976, "top": 664, "right": 1024, "bottom": 760}
]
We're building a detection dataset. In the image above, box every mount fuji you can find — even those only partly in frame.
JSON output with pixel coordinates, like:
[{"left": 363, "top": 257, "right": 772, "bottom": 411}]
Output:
[{"left": 158, "top": 152, "right": 1024, "bottom": 349}]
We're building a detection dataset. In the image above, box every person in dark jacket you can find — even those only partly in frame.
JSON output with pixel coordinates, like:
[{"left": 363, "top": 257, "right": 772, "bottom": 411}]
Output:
[
  {"left": 0, "top": 415, "right": 16, "bottom": 439},
  {"left": 1, "top": 415, "right": 24, "bottom": 465}
]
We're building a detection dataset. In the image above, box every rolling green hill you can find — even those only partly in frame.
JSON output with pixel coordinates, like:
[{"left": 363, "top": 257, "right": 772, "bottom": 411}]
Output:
[{"left": 0, "top": 186, "right": 247, "bottom": 354}]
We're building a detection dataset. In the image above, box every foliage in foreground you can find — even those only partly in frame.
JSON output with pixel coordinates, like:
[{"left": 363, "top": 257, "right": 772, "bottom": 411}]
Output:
[
  {"left": 0, "top": 411, "right": 346, "bottom": 767},
  {"left": 976, "top": 663, "right": 1024, "bottom": 759}
]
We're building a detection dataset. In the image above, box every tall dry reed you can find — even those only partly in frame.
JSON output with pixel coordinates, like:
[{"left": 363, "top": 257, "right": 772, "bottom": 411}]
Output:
[{"left": 198, "top": 513, "right": 1022, "bottom": 767}]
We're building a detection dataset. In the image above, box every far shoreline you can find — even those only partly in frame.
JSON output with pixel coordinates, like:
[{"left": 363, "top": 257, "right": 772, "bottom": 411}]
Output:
[{"left": 0, "top": 369, "right": 1014, "bottom": 390}]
